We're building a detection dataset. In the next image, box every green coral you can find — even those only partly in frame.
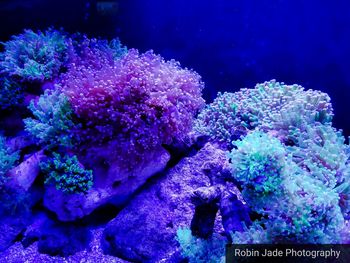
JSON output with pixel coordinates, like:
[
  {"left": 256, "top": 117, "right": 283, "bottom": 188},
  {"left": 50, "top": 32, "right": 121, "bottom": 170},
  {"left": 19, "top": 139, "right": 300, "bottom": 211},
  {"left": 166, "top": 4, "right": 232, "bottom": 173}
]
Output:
[
  {"left": 0, "top": 29, "right": 68, "bottom": 81},
  {"left": 40, "top": 152, "right": 93, "bottom": 194},
  {"left": 231, "top": 222, "right": 270, "bottom": 244},
  {"left": 228, "top": 130, "right": 346, "bottom": 243},
  {"left": 228, "top": 131, "right": 287, "bottom": 212},
  {"left": 0, "top": 135, "right": 19, "bottom": 188},
  {"left": 194, "top": 80, "right": 333, "bottom": 147},
  {"left": 176, "top": 228, "right": 226, "bottom": 263},
  {"left": 0, "top": 76, "right": 24, "bottom": 109},
  {"left": 24, "top": 89, "right": 78, "bottom": 148}
]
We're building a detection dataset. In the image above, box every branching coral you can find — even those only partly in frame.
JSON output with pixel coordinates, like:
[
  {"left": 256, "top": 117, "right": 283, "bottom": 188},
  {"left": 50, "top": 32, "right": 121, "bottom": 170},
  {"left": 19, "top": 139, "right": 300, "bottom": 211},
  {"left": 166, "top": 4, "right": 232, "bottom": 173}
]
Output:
[
  {"left": 40, "top": 152, "right": 93, "bottom": 194},
  {"left": 24, "top": 89, "right": 78, "bottom": 148},
  {"left": 57, "top": 49, "right": 205, "bottom": 160},
  {"left": 0, "top": 135, "right": 19, "bottom": 188},
  {"left": 0, "top": 29, "right": 68, "bottom": 81},
  {"left": 0, "top": 76, "right": 24, "bottom": 109},
  {"left": 194, "top": 80, "right": 333, "bottom": 147}
]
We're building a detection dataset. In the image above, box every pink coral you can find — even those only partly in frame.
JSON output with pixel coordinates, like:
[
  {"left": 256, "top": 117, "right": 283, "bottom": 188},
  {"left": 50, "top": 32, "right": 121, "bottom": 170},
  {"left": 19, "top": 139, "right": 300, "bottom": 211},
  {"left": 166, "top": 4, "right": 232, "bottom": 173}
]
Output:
[{"left": 57, "top": 49, "right": 205, "bottom": 156}]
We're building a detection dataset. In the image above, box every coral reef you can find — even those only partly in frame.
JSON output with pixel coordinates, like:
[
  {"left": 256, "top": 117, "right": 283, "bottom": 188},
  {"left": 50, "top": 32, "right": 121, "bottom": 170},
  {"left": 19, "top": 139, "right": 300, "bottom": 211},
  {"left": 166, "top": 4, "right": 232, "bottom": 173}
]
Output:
[{"left": 0, "top": 28, "right": 349, "bottom": 263}]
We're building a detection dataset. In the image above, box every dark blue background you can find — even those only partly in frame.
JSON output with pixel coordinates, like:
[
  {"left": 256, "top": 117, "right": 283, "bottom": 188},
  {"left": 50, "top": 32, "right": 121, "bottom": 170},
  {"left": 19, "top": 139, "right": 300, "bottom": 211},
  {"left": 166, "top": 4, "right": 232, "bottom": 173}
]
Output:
[{"left": 1, "top": 0, "right": 349, "bottom": 137}]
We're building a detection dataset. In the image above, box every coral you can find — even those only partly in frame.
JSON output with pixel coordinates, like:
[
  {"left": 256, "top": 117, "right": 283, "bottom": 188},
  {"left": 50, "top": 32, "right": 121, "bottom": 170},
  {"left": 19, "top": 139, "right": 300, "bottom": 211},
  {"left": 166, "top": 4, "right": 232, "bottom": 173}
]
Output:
[
  {"left": 194, "top": 80, "right": 333, "bottom": 147},
  {"left": 265, "top": 166, "right": 344, "bottom": 243},
  {"left": 40, "top": 152, "right": 93, "bottom": 194},
  {"left": 24, "top": 89, "right": 78, "bottom": 148},
  {"left": 0, "top": 76, "right": 24, "bottom": 109},
  {"left": 0, "top": 135, "right": 19, "bottom": 188},
  {"left": 57, "top": 49, "right": 205, "bottom": 159},
  {"left": 176, "top": 228, "right": 226, "bottom": 263},
  {"left": 0, "top": 29, "right": 68, "bottom": 81},
  {"left": 66, "top": 34, "right": 127, "bottom": 69},
  {"left": 228, "top": 130, "right": 346, "bottom": 243},
  {"left": 231, "top": 222, "right": 270, "bottom": 244},
  {"left": 287, "top": 123, "right": 350, "bottom": 218},
  {"left": 228, "top": 131, "right": 286, "bottom": 213}
]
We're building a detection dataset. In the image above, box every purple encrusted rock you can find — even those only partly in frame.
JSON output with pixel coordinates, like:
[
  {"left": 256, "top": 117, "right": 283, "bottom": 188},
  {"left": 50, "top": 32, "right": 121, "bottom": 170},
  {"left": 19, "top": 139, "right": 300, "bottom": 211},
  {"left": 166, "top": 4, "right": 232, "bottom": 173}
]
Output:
[
  {"left": 101, "top": 143, "right": 230, "bottom": 262},
  {"left": 43, "top": 145, "right": 170, "bottom": 221},
  {"left": 8, "top": 150, "right": 46, "bottom": 191}
]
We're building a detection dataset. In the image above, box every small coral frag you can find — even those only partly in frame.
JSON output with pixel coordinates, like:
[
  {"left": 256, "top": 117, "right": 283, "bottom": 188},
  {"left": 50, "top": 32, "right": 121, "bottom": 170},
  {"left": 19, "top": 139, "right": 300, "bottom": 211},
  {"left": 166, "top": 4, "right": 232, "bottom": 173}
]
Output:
[
  {"left": 0, "top": 135, "right": 19, "bottom": 188},
  {"left": 0, "top": 76, "right": 24, "bottom": 109},
  {"left": 40, "top": 152, "right": 93, "bottom": 194}
]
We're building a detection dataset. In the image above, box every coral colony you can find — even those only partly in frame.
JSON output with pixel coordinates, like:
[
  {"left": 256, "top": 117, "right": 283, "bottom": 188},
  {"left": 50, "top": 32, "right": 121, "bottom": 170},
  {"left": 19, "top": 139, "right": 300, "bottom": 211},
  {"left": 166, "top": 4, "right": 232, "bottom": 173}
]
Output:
[{"left": 0, "top": 28, "right": 349, "bottom": 262}]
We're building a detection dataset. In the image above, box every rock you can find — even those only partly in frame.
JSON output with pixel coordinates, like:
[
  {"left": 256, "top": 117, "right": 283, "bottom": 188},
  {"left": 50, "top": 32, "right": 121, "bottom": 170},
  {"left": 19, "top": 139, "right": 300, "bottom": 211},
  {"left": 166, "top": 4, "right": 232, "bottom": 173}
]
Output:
[
  {"left": 190, "top": 186, "right": 222, "bottom": 238},
  {"left": 102, "top": 143, "right": 228, "bottom": 262},
  {"left": 37, "top": 221, "right": 91, "bottom": 256},
  {"left": 0, "top": 217, "right": 26, "bottom": 252},
  {"left": 6, "top": 134, "right": 35, "bottom": 152},
  {"left": 7, "top": 150, "right": 45, "bottom": 191},
  {"left": 43, "top": 145, "right": 170, "bottom": 221},
  {"left": 0, "top": 187, "right": 32, "bottom": 252}
]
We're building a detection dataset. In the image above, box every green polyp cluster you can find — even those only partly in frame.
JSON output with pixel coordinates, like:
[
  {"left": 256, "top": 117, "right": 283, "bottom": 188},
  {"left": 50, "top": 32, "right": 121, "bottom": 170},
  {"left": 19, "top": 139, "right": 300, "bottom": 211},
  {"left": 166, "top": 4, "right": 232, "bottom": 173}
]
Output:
[
  {"left": 40, "top": 152, "right": 93, "bottom": 194},
  {"left": 229, "top": 130, "right": 347, "bottom": 244},
  {"left": 229, "top": 131, "right": 286, "bottom": 212},
  {"left": 0, "top": 29, "right": 68, "bottom": 81},
  {"left": 0, "top": 135, "right": 19, "bottom": 188}
]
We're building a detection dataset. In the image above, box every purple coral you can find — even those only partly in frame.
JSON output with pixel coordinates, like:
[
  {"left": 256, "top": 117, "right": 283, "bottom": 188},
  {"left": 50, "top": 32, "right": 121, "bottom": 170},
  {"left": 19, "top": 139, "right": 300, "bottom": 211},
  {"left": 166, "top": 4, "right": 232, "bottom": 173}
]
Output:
[{"left": 57, "top": 49, "right": 205, "bottom": 159}]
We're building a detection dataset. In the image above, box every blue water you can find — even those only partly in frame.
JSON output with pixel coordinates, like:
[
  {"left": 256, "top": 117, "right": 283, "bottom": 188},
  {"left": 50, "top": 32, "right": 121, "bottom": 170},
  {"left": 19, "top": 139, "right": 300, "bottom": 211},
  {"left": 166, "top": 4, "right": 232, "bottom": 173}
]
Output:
[{"left": 1, "top": 0, "right": 349, "bottom": 136}]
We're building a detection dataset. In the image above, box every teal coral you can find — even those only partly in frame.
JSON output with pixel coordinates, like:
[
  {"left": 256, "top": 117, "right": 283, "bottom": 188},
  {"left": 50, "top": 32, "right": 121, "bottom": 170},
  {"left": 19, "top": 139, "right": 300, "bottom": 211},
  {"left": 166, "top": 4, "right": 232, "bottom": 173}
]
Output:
[
  {"left": 0, "top": 29, "right": 68, "bottom": 81},
  {"left": 0, "top": 76, "right": 24, "bottom": 109},
  {"left": 40, "top": 152, "right": 93, "bottom": 194},
  {"left": 228, "top": 131, "right": 286, "bottom": 213},
  {"left": 24, "top": 89, "right": 78, "bottom": 148},
  {"left": 176, "top": 228, "right": 225, "bottom": 263},
  {"left": 0, "top": 135, "right": 19, "bottom": 188},
  {"left": 228, "top": 130, "right": 347, "bottom": 243},
  {"left": 194, "top": 80, "right": 333, "bottom": 147}
]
